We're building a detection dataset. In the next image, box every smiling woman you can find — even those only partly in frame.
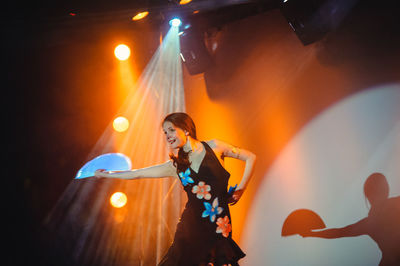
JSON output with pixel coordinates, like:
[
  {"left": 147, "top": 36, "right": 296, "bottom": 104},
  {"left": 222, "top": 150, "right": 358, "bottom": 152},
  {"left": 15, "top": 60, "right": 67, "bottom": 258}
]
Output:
[
  {"left": 163, "top": 112, "right": 197, "bottom": 173},
  {"left": 95, "top": 112, "right": 256, "bottom": 266}
]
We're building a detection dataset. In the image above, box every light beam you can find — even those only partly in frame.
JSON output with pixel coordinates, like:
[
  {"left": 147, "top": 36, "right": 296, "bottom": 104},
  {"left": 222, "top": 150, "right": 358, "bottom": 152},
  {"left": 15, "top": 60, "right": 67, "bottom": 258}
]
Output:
[{"left": 44, "top": 25, "right": 186, "bottom": 265}]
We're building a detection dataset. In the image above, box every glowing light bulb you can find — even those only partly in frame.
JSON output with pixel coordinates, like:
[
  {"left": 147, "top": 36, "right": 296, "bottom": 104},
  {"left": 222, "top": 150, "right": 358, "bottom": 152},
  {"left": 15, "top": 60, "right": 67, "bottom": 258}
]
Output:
[
  {"left": 132, "top": 11, "right": 149, "bottom": 21},
  {"left": 110, "top": 192, "right": 127, "bottom": 208},
  {"left": 169, "top": 18, "right": 182, "bottom": 27},
  {"left": 179, "top": 0, "right": 192, "bottom": 4},
  {"left": 114, "top": 44, "right": 131, "bottom": 60},
  {"left": 113, "top": 116, "right": 130, "bottom": 132}
]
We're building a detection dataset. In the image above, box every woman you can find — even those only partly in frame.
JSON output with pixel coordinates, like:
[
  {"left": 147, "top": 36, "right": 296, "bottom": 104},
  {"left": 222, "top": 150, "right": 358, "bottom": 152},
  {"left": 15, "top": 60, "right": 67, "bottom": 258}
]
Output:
[{"left": 95, "top": 112, "right": 256, "bottom": 265}]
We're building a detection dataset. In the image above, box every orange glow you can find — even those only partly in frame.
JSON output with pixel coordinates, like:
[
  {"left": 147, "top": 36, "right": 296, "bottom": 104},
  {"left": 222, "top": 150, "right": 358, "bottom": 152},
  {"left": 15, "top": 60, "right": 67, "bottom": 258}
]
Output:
[
  {"left": 114, "top": 44, "right": 131, "bottom": 61},
  {"left": 113, "top": 208, "right": 127, "bottom": 223},
  {"left": 179, "top": 0, "right": 192, "bottom": 5},
  {"left": 110, "top": 192, "right": 128, "bottom": 208},
  {"left": 132, "top": 11, "right": 149, "bottom": 21},
  {"left": 115, "top": 58, "right": 138, "bottom": 104},
  {"left": 112, "top": 46, "right": 139, "bottom": 150},
  {"left": 113, "top": 116, "right": 130, "bottom": 132}
]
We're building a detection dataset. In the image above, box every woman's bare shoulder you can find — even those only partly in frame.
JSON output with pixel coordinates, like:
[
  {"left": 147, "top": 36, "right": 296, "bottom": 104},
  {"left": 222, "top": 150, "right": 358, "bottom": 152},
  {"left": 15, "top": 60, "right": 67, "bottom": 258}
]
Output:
[
  {"left": 205, "top": 139, "right": 228, "bottom": 150},
  {"left": 205, "top": 139, "right": 219, "bottom": 148}
]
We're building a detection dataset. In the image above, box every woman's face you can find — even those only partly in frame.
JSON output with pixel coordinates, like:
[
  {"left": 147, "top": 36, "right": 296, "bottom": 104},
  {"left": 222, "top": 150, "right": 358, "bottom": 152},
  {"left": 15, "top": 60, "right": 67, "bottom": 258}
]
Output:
[{"left": 162, "top": 121, "right": 187, "bottom": 150}]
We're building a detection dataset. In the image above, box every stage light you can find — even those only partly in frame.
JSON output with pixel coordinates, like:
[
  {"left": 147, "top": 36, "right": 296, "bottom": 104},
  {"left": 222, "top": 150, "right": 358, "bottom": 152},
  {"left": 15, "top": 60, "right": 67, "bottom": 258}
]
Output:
[
  {"left": 280, "top": 0, "right": 358, "bottom": 45},
  {"left": 113, "top": 116, "right": 130, "bottom": 132},
  {"left": 169, "top": 18, "right": 182, "bottom": 27},
  {"left": 110, "top": 192, "right": 127, "bottom": 208},
  {"left": 179, "top": 28, "right": 213, "bottom": 75},
  {"left": 132, "top": 11, "right": 149, "bottom": 21},
  {"left": 114, "top": 44, "right": 131, "bottom": 60},
  {"left": 179, "top": 0, "right": 192, "bottom": 4}
]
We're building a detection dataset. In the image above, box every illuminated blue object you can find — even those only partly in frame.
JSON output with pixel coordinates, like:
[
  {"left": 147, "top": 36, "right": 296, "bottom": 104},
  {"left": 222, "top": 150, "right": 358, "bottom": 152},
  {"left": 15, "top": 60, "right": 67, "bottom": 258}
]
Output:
[
  {"left": 169, "top": 18, "right": 182, "bottom": 27},
  {"left": 75, "top": 153, "right": 132, "bottom": 179},
  {"left": 228, "top": 184, "right": 237, "bottom": 196}
]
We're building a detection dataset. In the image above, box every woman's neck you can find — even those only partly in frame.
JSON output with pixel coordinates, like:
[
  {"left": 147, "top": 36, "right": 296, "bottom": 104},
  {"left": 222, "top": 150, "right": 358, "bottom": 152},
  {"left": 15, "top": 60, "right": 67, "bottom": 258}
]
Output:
[{"left": 183, "top": 137, "right": 201, "bottom": 153}]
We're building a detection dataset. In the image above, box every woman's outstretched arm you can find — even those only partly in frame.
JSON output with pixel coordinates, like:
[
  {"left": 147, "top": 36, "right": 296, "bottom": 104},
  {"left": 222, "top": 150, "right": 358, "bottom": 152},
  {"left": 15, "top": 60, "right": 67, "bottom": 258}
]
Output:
[
  {"left": 210, "top": 139, "right": 257, "bottom": 205},
  {"left": 94, "top": 160, "right": 178, "bottom": 180}
]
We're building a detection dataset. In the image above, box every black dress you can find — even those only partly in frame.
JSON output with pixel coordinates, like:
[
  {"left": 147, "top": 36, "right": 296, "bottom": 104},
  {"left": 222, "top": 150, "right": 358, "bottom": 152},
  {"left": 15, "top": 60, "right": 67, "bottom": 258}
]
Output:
[{"left": 158, "top": 141, "right": 246, "bottom": 266}]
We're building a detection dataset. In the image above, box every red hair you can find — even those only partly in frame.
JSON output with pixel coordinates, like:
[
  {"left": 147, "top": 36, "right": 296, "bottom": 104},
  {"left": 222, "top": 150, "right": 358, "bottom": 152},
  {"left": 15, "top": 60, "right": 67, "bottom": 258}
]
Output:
[{"left": 163, "top": 112, "right": 197, "bottom": 173}]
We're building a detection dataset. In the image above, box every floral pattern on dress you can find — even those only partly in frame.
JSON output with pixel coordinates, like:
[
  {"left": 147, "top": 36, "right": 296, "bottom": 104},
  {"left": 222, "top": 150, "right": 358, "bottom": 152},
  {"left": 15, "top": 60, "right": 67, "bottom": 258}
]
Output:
[
  {"left": 192, "top": 181, "right": 212, "bottom": 200},
  {"left": 179, "top": 168, "right": 194, "bottom": 186},
  {"left": 216, "top": 216, "right": 232, "bottom": 238},
  {"left": 202, "top": 197, "right": 223, "bottom": 223}
]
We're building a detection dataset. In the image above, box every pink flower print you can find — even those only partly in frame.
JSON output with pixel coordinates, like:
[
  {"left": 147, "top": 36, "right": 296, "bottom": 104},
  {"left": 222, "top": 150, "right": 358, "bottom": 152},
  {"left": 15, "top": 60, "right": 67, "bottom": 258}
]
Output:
[
  {"left": 192, "top": 181, "right": 211, "bottom": 200},
  {"left": 216, "top": 216, "right": 232, "bottom": 237}
]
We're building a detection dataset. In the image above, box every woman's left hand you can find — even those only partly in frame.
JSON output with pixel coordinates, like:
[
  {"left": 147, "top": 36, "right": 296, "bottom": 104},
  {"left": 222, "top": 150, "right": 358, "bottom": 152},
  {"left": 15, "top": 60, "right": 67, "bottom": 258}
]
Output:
[{"left": 228, "top": 189, "right": 245, "bottom": 205}]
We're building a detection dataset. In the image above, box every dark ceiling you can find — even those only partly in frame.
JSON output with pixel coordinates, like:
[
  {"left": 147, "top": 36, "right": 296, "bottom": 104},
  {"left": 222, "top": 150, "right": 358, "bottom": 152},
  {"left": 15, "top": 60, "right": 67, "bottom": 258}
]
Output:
[
  {"left": 9, "top": 0, "right": 397, "bottom": 47},
  {"left": 6, "top": 0, "right": 280, "bottom": 25}
]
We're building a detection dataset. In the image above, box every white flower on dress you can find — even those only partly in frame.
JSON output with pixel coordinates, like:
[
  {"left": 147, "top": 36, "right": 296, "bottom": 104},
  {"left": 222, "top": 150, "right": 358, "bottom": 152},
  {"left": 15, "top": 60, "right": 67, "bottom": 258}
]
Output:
[{"left": 192, "top": 181, "right": 212, "bottom": 200}]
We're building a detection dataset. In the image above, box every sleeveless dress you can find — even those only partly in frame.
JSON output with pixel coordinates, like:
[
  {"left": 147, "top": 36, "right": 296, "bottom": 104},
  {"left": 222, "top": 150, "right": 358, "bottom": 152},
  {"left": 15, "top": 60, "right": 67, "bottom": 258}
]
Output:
[{"left": 158, "top": 141, "right": 246, "bottom": 266}]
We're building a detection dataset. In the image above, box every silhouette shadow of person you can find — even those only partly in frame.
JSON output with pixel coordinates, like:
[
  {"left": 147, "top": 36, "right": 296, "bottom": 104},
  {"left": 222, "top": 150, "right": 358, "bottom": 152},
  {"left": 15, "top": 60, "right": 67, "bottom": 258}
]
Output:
[{"left": 291, "top": 173, "right": 399, "bottom": 266}]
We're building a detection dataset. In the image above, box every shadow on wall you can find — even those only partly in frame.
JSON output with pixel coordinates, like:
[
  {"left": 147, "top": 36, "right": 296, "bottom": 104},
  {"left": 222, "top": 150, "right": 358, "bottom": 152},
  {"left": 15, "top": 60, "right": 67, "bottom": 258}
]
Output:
[{"left": 282, "top": 173, "right": 400, "bottom": 266}]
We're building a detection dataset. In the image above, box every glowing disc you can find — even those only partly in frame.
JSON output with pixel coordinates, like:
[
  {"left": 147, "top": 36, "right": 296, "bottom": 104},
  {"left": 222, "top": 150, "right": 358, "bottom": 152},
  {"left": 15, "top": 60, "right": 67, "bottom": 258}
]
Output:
[
  {"left": 113, "top": 116, "right": 130, "bottom": 132},
  {"left": 169, "top": 18, "right": 182, "bottom": 27},
  {"left": 110, "top": 192, "right": 128, "bottom": 208},
  {"left": 179, "top": 0, "right": 192, "bottom": 5},
  {"left": 75, "top": 153, "right": 132, "bottom": 179},
  {"left": 132, "top": 11, "right": 149, "bottom": 21},
  {"left": 114, "top": 44, "right": 131, "bottom": 60}
]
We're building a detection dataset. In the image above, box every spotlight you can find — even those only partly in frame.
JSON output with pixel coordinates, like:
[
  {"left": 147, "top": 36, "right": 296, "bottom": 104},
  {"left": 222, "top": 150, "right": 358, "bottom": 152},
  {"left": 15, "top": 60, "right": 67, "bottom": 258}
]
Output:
[
  {"left": 114, "top": 44, "right": 131, "bottom": 60},
  {"left": 113, "top": 116, "right": 130, "bottom": 132},
  {"left": 280, "top": 0, "right": 359, "bottom": 45},
  {"left": 132, "top": 11, "right": 149, "bottom": 21},
  {"left": 280, "top": 0, "right": 328, "bottom": 45},
  {"left": 179, "top": 28, "right": 213, "bottom": 75},
  {"left": 110, "top": 192, "right": 128, "bottom": 208},
  {"left": 169, "top": 18, "right": 182, "bottom": 27}
]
